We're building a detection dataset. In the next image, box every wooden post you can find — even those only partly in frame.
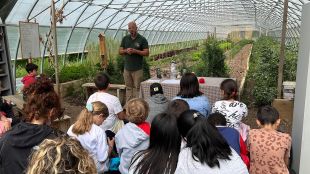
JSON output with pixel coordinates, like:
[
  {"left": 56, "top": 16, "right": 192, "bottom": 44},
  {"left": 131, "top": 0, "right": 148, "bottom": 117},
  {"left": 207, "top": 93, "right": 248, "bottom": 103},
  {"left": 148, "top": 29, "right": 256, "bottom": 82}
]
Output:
[
  {"left": 51, "top": 0, "right": 60, "bottom": 95},
  {"left": 277, "top": 0, "right": 289, "bottom": 99},
  {"left": 98, "top": 33, "right": 108, "bottom": 70}
]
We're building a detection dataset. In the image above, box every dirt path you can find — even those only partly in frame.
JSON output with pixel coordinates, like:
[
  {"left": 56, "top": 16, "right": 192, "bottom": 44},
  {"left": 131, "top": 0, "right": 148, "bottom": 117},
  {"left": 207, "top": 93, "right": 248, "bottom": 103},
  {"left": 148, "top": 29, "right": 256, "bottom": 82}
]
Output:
[
  {"left": 226, "top": 44, "right": 252, "bottom": 87},
  {"left": 225, "top": 44, "right": 260, "bottom": 129}
]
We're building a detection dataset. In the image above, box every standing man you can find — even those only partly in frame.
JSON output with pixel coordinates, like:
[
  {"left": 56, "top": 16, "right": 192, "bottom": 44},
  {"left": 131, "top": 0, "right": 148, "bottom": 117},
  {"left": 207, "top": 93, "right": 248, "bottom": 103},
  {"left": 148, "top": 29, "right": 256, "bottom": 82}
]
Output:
[{"left": 119, "top": 21, "right": 149, "bottom": 101}]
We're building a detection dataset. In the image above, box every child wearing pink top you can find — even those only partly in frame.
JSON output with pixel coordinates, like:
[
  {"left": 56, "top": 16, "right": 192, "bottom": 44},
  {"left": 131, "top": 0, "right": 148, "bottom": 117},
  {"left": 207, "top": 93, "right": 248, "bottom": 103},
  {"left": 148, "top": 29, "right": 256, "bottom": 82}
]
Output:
[{"left": 248, "top": 106, "right": 291, "bottom": 174}]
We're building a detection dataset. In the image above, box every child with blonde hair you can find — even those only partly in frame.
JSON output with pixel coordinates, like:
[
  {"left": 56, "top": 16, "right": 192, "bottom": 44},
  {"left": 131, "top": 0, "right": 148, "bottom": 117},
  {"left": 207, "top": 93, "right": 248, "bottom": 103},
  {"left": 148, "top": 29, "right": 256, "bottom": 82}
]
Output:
[
  {"left": 67, "top": 101, "right": 114, "bottom": 173},
  {"left": 26, "top": 136, "right": 97, "bottom": 174},
  {"left": 115, "top": 98, "right": 150, "bottom": 174}
]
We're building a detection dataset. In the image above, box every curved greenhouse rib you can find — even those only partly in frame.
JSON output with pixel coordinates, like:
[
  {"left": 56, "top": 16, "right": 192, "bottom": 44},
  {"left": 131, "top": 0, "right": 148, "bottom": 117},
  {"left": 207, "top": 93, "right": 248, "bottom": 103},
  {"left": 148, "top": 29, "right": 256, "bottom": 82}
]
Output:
[{"left": 63, "top": 1, "right": 92, "bottom": 64}]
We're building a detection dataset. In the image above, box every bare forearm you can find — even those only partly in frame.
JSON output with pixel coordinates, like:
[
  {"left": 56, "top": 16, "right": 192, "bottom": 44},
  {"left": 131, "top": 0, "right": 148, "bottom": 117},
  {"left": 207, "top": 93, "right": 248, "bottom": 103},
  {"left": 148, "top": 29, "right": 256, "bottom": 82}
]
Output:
[
  {"left": 119, "top": 48, "right": 126, "bottom": 55},
  {"left": 135, "top": 49, "right": 149, "bottom": 56}
]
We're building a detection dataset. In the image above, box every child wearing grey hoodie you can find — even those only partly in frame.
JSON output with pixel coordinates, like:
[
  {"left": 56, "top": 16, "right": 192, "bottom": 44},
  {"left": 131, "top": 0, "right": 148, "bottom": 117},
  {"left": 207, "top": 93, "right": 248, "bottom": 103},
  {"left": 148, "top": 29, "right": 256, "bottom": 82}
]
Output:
[
  {"left": 146, "top": 83, "right": 169, "bottom": 123},
  {"left": 115, "top": 98, "right": 150, "bottom": 174}
]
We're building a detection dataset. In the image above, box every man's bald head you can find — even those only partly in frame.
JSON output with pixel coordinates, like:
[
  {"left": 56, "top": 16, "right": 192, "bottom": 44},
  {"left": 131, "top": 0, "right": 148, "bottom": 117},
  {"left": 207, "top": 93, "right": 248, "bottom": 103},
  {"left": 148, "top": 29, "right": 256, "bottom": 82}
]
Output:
[{"left": 128, "top": 21, "right": 137, "bottom": 37}]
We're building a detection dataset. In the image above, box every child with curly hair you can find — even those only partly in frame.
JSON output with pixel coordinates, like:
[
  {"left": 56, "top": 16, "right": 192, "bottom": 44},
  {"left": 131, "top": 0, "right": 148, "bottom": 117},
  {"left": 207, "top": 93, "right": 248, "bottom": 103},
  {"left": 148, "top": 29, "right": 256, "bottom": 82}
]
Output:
[
  {"left": 0, "top": 75, "right": 62, "bottom": 174},
  {"left": 26, "top": 136, "right": 97, "bottom": 174}
]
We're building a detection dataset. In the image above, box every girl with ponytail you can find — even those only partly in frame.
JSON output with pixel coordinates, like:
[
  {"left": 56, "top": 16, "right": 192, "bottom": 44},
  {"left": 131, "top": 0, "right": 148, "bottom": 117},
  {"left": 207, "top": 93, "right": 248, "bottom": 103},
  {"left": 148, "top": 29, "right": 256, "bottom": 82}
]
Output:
[
  {"left": 67, "top": 101, "right": 114, "bottom": 173},
  {"left": 211, "top": 79, "right": 248, "bottom": 134}
]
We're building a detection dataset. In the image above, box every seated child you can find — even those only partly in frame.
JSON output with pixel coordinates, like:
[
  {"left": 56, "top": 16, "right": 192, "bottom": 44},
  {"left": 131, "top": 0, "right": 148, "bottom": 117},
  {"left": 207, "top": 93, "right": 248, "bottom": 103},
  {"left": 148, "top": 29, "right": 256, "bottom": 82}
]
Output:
[
  {"left": 26, "top": 136, "right": 97, "bottom": 174},
  {"left": 211, "top": 79, "right": 248, "bottom": 138},
  {"left": 87, "top": 72, "right": 126, "bottom": 132},
  {"left": 207, "top": 113, "right": 249, "bottom": 168},
  {"left": 115, "top": 98, "right": 150, "bottom": 174},
  {"left": 166, "top": 99, "right": 189, "bottom": 118},
  {"left": 22, "top": 63, "right": 38, "bottom": 90},
  {"left": 22, "top": 63, "right": 38, "bottom": 100},
  {"left": 248, "top": 106, "right": 291, "bottom": 174},
  {"left": 146, "top": 83, "right": 169, "bottom": 123},
  {"left": 0, "top": 75, "right": 63, "bottom": 174},
  {"left": 67, "top": 101, "right": 113, "bottom": 173}
]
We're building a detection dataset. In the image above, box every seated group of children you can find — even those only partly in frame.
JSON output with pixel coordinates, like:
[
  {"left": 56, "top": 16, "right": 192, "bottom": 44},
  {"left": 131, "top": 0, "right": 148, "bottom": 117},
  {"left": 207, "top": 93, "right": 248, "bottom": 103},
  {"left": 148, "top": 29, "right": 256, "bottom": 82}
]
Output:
[{"left": 0, "top": 69, "right": 292, "bottom": 174}]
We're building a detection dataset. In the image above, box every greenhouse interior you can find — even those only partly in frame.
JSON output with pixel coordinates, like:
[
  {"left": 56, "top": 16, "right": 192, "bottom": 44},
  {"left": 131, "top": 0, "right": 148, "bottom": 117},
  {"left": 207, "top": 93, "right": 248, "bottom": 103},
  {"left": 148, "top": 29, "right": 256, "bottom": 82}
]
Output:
[{"left": 0, "top": 0, "right": 310, "bottom": 173}]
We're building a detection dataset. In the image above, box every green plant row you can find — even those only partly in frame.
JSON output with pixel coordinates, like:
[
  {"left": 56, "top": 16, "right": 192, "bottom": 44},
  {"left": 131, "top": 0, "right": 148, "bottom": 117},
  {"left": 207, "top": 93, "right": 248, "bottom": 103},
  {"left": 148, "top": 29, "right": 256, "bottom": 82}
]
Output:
[{"left": 246, "top": 36, "right": 298, "bottom": 106}]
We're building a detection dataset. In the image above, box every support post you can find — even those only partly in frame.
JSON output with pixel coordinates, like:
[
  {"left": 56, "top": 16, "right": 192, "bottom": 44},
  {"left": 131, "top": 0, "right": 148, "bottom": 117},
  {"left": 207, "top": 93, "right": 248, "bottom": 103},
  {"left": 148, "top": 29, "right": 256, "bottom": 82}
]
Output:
[
  {"left": 98, "top": 33, "right": 108, "bottom": 70},
  {"left": 292, "top": 3, "right": 310, "bottom": 173},
  {"left": 51, "top": 0, "right": 60, "bottom": 95},
  {"left": 277, "top": 0, "right": 289, "bottom": 98}
]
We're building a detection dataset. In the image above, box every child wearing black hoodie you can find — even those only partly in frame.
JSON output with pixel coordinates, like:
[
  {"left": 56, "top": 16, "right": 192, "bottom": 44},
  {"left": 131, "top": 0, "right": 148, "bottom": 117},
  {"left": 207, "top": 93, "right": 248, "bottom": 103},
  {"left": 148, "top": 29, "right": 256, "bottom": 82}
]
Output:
[{"left": 0, "top": 75, "right": 62, "bottom": 174}]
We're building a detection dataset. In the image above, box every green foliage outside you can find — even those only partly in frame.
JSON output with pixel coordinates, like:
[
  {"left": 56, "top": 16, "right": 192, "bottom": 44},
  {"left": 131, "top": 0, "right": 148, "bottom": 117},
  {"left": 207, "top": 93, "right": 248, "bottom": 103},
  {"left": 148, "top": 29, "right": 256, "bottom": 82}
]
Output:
[
  {"left": 196, "top": 37, "right": 229, "bottom": 77},
  {"left": 245, "top": 36, "right": 298, "bottom": 106},
  {"left": 219, "top": 41, "right": 232, "bottom": 52}
]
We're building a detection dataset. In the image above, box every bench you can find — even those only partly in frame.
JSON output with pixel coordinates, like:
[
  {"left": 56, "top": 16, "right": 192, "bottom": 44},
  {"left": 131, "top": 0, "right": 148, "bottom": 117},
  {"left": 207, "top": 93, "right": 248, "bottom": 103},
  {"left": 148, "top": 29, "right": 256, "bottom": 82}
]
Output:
[{"left": 82, "top": 83, "right": 126, "bottom": 104}]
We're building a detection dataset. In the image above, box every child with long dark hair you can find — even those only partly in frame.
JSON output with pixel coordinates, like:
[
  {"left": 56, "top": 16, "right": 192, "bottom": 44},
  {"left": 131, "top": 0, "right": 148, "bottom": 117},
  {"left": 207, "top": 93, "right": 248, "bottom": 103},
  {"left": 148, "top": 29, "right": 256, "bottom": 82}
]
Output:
[
  {"left": 67, "top": 101, "right": 113, "bottom": 173},
  {"left": 208, "top": 113, "right": 250, "bottom": 168},
  {"left": 176, "top": 110, "right": 248, "bottom": 174},
  {"left": 129, "top": 113, "right": 181, "bottom": 174},
  {"left": 174, "top": 73, "right": 210, "bottom": 117},
  {"left": 248, "top": 106, "right": 291, "bottom": 174},
  {"left": 212, "top": 79, "right": 248, "bottom": 134}
]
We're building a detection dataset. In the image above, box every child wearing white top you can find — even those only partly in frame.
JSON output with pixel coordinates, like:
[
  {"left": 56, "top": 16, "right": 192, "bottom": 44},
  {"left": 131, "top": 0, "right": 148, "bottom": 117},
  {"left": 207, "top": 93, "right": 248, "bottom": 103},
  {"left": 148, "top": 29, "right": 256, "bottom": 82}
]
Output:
[
  {"left": 87, "top": 72, "right": 126, "bottom": 132},
  {"left": 212, "top": 79, "right": 248, "bottom": 132},
  {"left": 67, "top": 101, "right": 114, "bottom": 173}
]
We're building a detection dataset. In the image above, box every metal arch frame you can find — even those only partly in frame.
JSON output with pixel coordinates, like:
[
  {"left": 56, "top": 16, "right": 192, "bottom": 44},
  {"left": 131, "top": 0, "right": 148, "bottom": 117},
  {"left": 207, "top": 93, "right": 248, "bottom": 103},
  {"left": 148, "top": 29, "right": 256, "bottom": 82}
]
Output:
[
  {"left": 148, "top": 0, "right": 194, "bottom": 44},
  {"left": 111, "top": 0, "right": 147, "bottom": 39},
  {"left": 158, "top": 20, "right": 186, "bottom": 44},
  {"left": 143, "top": 0, "right": 186, "bottom": 42},
  {"left": 63, "top": 1, "right": 93, "bottom": 65},
  {"left": 113, "top": 0, "right": 163, "bottom": 38},
  {"left": 166, "top": 20, "right": 201, "bottom": 44},
  {"left": 28, "top": 0, "right": 62, "bottom": 21},
  {"left": 150, "top": 19, "right": 174, "bottom": 43},
  {"left": 7, "top": 0, "right": 310, "bottom": 65},
  {"left": 79, "top": 0, "right": 115, "bottom": 61},
  {"left": 149, "top": 2, "right": 195, "bottom": 44},
  {"left": 153, "top": 19, "right": 179, "bottom": 45},
  {"left": 140, "top": 0, "right": 182, "bottom": 36},
  {"left": 154, "top": 19, "right": 186, "bottom": 46},
  {"left": 100, "top": 0, "right": 133, "bottom": 34}
]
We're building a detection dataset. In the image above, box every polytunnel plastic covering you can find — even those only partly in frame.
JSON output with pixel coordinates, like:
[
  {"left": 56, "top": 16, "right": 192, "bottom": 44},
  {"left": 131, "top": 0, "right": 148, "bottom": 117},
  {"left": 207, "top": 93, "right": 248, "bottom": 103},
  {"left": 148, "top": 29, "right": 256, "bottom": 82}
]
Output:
[{"left": 1, "top": 0, "right": 309, "bottom": 60}]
